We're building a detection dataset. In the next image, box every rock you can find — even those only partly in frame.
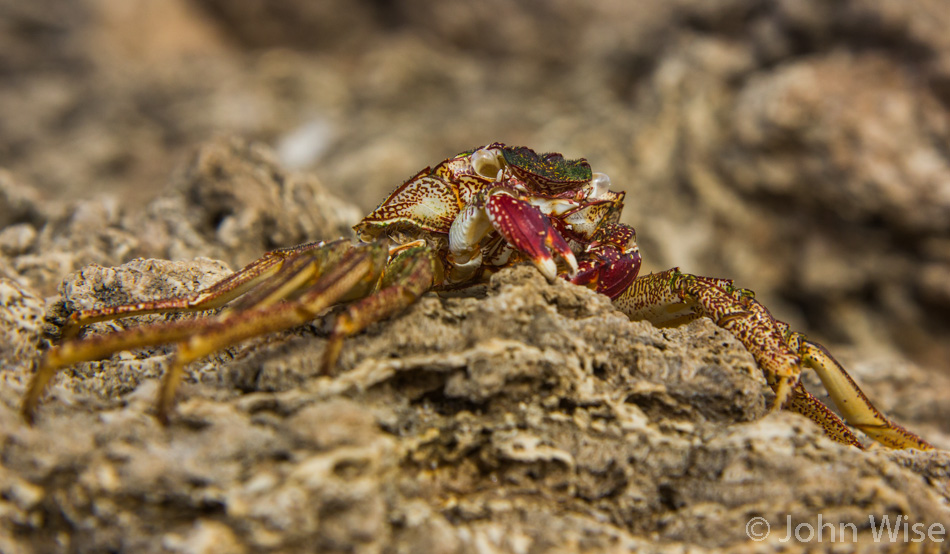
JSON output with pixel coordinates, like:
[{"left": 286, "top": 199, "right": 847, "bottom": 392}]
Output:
[
  {"left": 1, "top": 249, "right": 948, "bottom": 552},
  {"left": 0, "top": 278, "right": 45, "bottom": 369},
  {"left": 141, "top": 137, "right": 362, "bottom": 268},
  {"left": 3, "top": 2, "right": 950, "bottom": 550}
]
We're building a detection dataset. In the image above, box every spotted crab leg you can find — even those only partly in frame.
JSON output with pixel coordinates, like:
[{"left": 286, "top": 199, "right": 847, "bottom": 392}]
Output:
[
  {"left": 151, "top": 241, "right": 392, "bottom": 422},
  {"left": 58, "top": 240, "right": 339, "bottom": 339},
  {"left": 23, "top": 241, "right": 348, "bottom": 423},
  {"left": 787, "top": 385, "right": 864, "bottom": 447},
  {"left": 322, "top": 241, "right": 436, "bottom": 371},
  {"left": 781, "top": 326, "right": 933, "bottom": 450},
  {"left": 616, "top": 269, "right": 800, "bottom": 409},
  {"left": 22, "top": 241, "right": 388, "bottom": 423},
  {"left": 613, "top": 268, "right": 932, "bottom": 449}
]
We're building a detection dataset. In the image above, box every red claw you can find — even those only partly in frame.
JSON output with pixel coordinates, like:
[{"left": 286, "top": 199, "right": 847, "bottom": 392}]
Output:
[
  {"left": 571, "top": 250, "right": 641, "bottom": 299},
  {"left": 570, "top": 223, "right": 642, "bottom": 299},
  {"left": 485, "top": 192, "right": 578, "bottom": 280}
]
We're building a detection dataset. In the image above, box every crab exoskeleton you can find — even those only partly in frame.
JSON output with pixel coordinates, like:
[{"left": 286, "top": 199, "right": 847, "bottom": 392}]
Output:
[{"left": 22, "top": 143, "right": 933, "bottom": 450}]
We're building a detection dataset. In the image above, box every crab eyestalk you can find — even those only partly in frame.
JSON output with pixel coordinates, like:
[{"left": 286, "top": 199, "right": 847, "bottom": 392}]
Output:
[
  {"left": 470, "top": 147, "right": 506, "bottom": 181},
  {"left": 589, "top": 172, "right": 611, "bottom": 199}
]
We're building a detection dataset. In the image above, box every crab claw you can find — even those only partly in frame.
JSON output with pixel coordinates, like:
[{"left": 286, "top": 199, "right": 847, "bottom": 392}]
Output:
[
  {"left": 485, "top": 191, "right": 577, "bottom": 280},
  {"left": 572, "top": 250, "right": 641, "bottom": 300},
  {"left": 571, "top": 223, "right": 642, "bottom": 299}
]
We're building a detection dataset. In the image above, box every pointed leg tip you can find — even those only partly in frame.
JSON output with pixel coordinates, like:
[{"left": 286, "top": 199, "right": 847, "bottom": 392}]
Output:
[
  {"left": 20, "top": 385, "right": 43, "bottom": 425},
  {"left": 321, "top": 335, "right": 343, "bottom": 375},
  {"left": 155, "top": 408, "right": 171, "bottom": 427},
  {"left": 155, "top": 393, "right": 175, "bottom": 426},
  {"left": 771, "top": 376, "right": 797, "bottom": 412},
  {"left": 20, "top": 405, "right": 36, "bottom": 426}
]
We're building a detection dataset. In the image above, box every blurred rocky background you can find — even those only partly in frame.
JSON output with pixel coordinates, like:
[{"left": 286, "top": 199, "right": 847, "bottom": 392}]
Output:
[{"left": 2, "top": 0, "right": 950, "bottom": 552}]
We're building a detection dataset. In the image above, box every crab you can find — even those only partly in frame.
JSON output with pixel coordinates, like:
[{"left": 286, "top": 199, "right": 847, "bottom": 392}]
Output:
[{"left": 21, "top": 143, "right": 933, "bottom": 450}]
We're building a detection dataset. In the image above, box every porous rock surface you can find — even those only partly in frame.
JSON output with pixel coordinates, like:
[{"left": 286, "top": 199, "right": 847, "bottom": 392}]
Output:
[{"left": 1, "top": 142, "right": 949, "bottom": 553}]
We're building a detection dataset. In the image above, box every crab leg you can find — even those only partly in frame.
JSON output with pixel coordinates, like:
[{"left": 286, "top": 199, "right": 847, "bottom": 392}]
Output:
[
  {"left": 59, "top": 240, "right": 340, "bottom": 339},
  {"left": 22, "top": 317, "right": 210, "bottom": 423},
  {"left": 21, "top": 241, "right": 384, "bottom": 423},
  {"left": 616, "top": 269, "right": 801, "bottom": 409},
  {"left": 322, "top": 242, "right": 436, "bottom": 371},
  {"left": 788, "top": 385, "right": 864, "bottom": 447},
  {"left": 152, "top": 241, "right": 391, "bottom": 422},
  {"left": 781, "top": 327, "right": 933, "bottom": 450},
  {"left": 23, "top": 241, "right": 350, "bottom": 423},
  {"left": 615, "top": 268, "right": 932, "bottom": 449}
]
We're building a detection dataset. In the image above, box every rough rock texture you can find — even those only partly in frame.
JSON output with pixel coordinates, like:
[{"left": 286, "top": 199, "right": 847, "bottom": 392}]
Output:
[
  {"left": 140, "top": 137, "right": 361, "bottom": 269},
  {"left": 2, "top": 1, "right": 950, "bottom": 551},
  {"left": 0, "top": 137, "right": 359, "bottom": 298},
  {"left": 1, "top": 142, "right": 949, "bottom": 553}
]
